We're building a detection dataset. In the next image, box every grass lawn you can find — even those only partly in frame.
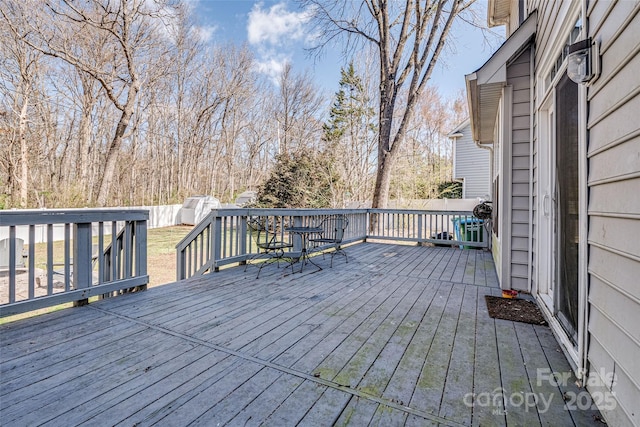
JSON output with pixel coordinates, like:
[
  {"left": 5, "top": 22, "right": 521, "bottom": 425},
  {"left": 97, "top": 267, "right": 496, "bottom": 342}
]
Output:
[{"left": 145, "top": 225, "right": 193, "bottom": 286}]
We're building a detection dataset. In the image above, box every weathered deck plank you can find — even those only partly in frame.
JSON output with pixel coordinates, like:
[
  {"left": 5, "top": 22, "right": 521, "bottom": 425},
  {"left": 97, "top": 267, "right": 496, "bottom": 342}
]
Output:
[
  {"left": 438, "top": 283, "right": 477, "bottom": 424},
  {"left": 471, "top": 286, "right": 506, "bottom": 427},
  {"left": 0, "top": 243, "right": 603, "bottom": 426},
  {"left": 495, "top": 317, "right": 542, "bottom": 426},
  {"left": 228, "top": 371, "right": 304, "bottom": 426},
  {"left": 410, "top": 282, "right": 464, "bottom": 415}
]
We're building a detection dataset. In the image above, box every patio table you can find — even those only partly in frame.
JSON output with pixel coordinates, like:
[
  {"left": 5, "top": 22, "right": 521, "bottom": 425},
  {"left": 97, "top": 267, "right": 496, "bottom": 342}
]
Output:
[{"left": 285, "top": 226, "right": 324, "bottom": 273}]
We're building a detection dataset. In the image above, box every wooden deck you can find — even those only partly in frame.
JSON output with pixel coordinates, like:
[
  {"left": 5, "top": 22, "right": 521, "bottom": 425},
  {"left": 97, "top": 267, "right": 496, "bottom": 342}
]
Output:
[{"left": 1, "top": 243, "right": 602, "bottom": 426}]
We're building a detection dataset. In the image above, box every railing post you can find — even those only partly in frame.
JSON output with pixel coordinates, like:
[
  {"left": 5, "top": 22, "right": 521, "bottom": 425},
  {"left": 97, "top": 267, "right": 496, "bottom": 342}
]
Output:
[
  {"left": 213, "top": 215, "right": 222, "bottom": 272},
  {"left": 365, "top": 210, "right": 370, "bottom": 241},
  {"left": 417, "top": 214, "right": 425, "bottom": 246},
  {"left": 135, "top": 219, "right": 148, "bottom": 291},
  {"left": 239, "top": 215, "right": 248, "bottom": 265},
  {"left": 292, "top": 215, "right": 303, "bottom": 254},
  {"left": 483, "top": 220, "right": 490, "bottom": 250},
  {"left": 73, "top": 222, "right": 93, "bottom": 307}
]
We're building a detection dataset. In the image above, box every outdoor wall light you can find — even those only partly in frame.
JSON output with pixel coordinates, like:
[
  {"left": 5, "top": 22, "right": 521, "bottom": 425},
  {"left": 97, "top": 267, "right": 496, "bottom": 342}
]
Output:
[{"left": 567, "top": 38, "right": 599, "bottom": 84}]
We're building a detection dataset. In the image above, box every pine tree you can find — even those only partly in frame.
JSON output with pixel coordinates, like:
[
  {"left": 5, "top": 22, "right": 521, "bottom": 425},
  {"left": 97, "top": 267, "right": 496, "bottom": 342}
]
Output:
[{"left": 322, "top": 63, "right": 376, "bottom": 205}]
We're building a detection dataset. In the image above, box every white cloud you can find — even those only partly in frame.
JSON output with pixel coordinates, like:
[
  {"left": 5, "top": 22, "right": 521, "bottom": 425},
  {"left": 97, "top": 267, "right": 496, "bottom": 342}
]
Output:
[
  {"left": 247, "top": 2, "right": 312, "bottom": 46},
  {"left": 192, "top": 25, "right": 217, "bottom": 43},
  {"left": 254, "top": 55, "right": 290, "bottom": 85},
  {"left": 247, "top": 2, "right": 314, "bottom": 83}
]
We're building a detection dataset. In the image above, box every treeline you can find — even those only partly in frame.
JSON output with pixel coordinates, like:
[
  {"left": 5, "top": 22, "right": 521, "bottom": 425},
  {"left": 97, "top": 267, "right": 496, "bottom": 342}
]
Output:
[{"left": 0, "top": 0, "right": 465, "bottom": 209}]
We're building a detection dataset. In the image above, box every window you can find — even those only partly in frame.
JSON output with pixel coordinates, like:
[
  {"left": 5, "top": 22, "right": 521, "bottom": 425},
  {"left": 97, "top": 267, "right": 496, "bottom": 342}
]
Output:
[{"left": 544, "top": 17, "right": 582, "bottom": 92}]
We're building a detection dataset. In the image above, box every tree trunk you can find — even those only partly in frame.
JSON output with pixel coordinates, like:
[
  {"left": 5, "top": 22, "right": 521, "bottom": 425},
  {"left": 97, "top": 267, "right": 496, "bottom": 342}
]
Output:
[
  {"left": 96, "top": 84, "right": 138, "bottom": 206},
  {"left": 18, "top": 95, "right": 29, "bottom": 207},
  {"left": 78, "top": 106, "right": 92, "bottom": 199},
  {"left": 372, "top": 76, "right": 397, "bottom": 209}
]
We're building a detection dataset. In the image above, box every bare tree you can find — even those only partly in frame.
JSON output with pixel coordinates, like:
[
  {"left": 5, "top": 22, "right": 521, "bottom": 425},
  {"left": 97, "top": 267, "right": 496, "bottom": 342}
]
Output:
[
  {"left": 391, "top": 86, "right": 467, "bottom": 201},
  {"left": 301, "top": 0, "right": 475, "bottom": 209},
  {"left": 3, "top": 0, "right": 175, "bottom": 206},
  {"left": 0, "top": 3, "right": 47, "bottom": 207},
  {"left": 276, "top": 63, "right": 325, "bottom": 155}
]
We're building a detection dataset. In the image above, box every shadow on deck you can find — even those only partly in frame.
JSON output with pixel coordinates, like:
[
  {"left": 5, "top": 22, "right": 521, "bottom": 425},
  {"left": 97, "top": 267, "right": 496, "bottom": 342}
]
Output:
[{"left": 0, "top": 243, "right": 603, "bottom": 426}]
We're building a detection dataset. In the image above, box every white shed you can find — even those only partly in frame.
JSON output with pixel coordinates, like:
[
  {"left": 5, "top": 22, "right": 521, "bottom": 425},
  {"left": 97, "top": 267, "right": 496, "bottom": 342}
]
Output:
[{"left": 181, "top": 196, "right": 220, "bottom": 225}]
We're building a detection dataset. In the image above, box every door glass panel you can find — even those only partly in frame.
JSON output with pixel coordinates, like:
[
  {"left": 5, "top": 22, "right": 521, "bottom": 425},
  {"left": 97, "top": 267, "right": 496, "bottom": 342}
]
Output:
[{"left": 554, "top": 72, "right": 579, "bottom": 343}]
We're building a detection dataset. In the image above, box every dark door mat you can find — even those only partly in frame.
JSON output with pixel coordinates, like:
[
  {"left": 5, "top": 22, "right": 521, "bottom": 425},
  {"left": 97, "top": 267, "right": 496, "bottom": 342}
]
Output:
[{"left": 485, "top": 295, "right": 548, "bottom": 326}]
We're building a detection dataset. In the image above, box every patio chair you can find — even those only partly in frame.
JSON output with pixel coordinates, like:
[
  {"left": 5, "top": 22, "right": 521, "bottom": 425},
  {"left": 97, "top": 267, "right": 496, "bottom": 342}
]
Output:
[
  {"left": 309, "top": 214, "right": 349, "bottom": 267},
  {"left": 245, "top": 217, "right": 293, "bottom": 278}
]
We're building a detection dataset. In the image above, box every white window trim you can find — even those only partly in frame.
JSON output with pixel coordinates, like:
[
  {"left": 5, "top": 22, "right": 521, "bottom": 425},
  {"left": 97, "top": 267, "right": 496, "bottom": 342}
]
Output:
[
  {"left": 533, "top": 1, "right": 589, "bottom": 380},
  {"left": 499, "top": 86, "right": 513, "bottom": 290}
]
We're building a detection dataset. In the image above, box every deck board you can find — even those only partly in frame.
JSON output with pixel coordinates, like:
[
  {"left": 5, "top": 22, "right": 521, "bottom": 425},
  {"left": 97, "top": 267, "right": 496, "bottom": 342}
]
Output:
[{"left": 0, "top": 243, "right": 604, "bottom": 426}]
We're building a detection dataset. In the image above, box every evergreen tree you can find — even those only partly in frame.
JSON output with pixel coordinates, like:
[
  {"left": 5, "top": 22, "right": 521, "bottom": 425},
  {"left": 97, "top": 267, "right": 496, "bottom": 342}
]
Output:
[
  {"left": 256, "top": 152, "right": 337, "bottom": 208},
  {"left": 322, "top": 63, "right": 376, "bottom": 205}
]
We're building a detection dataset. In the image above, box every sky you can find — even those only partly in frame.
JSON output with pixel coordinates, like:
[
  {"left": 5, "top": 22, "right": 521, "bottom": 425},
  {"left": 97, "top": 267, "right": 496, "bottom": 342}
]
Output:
[{"left": 188, "top": 0, "right": 505, "bottom": 100}]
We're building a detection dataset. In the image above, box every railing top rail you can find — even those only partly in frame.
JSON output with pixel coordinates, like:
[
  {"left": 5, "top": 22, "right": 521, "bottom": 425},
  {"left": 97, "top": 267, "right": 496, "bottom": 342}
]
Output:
[
  {"left": 176, "top": 211, "right": 215, "bottom": 251},
  {"left": 200, "top": 208, "right": 477, "bottom": 217},
  {"left": 0, "top": 209, "right": 149, "bottom": 226},
  {"left": 210, "top": 208, "right": 368, "bottom": 217},
  {"left": 368, "top": 209, "right": 475, "bottom": 215}
]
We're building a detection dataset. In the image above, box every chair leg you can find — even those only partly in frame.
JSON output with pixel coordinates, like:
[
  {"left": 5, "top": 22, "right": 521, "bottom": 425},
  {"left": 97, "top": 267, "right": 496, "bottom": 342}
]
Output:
[
  {"left": 245, "top": 252, "right": 269, "bottom": 278},
  {"left": 330, "top": 246, "right": 348, "bottom": 268},
  {"left": 247, "top": 251, "right": 292, "bottom": 279}
]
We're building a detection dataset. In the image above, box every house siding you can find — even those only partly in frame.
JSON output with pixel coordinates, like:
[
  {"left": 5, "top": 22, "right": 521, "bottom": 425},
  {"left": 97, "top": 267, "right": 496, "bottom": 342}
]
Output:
[
  {"left": 586, "top": 1, "right": 640, "bottom": 426},
  {"left": 452, "top": 123, "right": 491, "bottom": 199},
  {"left": 471, "top": 1, "right": 640, "bottom": 425},
  {"left": 507, "top": 47, "right": 532, "bottom": 291}
]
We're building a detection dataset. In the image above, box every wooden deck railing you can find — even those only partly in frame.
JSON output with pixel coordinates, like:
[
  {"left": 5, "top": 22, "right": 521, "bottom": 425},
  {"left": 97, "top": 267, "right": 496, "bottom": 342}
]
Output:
[
  {"left": 0, "top": 209, "right": 148, "bottom": 317},
  {"left": 176, "top": 208, "right": 488, "bottom": 281}
]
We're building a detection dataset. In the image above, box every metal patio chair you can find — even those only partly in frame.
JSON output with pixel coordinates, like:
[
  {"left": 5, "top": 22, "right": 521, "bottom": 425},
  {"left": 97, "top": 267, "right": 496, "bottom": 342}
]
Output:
[
  {"left": 309, "top": 214, "right": 349, "bottom": 267},
  {"left": 245, "top": 217, "right": 293, "bottom": 278}
]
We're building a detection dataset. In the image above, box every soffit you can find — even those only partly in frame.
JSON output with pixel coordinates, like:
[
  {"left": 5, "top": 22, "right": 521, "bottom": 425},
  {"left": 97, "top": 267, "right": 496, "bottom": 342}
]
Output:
[
  {"left": 488, "top": 0, "right": 511, "bottom": 27},
  {"left": 465, "top": 11, "right": 537, "bottom": 144}
]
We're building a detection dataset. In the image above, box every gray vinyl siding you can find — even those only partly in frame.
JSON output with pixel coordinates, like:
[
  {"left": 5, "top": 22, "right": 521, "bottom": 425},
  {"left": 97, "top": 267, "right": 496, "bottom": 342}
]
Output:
[
  {"left": 453, "top": 124, "right": 491, "bottom": 199},
  {"left": 507, "top": 47, "right": 532, "bottom": 291},
  {"left": 586, "top": 1, "right": 640, "bottom": 426}
]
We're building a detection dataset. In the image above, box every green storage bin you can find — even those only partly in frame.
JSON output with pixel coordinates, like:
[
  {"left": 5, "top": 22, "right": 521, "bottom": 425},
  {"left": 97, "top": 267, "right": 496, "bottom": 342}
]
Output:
[{"left": 453, "top": 218, "right": 484, "bottom": 249}]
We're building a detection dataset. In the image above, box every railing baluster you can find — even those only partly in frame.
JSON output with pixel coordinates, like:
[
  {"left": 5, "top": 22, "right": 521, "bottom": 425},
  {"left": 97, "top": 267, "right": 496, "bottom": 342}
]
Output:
[
  {"left": 64, "top": 223, "right": 71, "bottom": 291},
  {"left": 111, "top": 221, "right": 118, "bottom": 281},
  {"left": 125, "top": 221, "right": 133, "bottom": 278},
  {"left": 199, "top": 227, "right": 204, "bottom": 268},
  {"left": 28, "top": 225, "right": 35, "bottom": 299},
  {"left": 8, "top": 226, "right": 16, "bottom": 303},
  {"left": 213, "top": 216, "right": 222, "bottom": 272},
  {"left": 98, "top": 222, "right": 104, "bottom": 284},
  {"left": 47, "top": 224, "right": 53, "bottom": 295}
]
